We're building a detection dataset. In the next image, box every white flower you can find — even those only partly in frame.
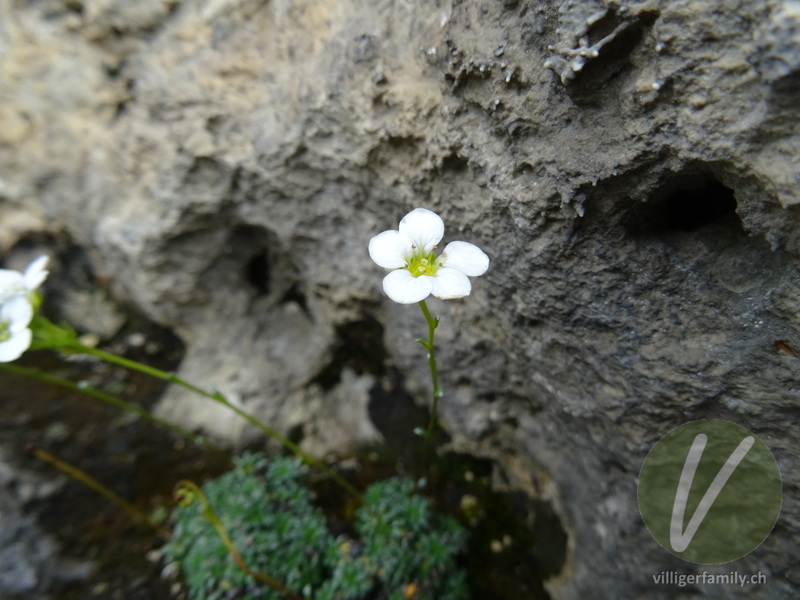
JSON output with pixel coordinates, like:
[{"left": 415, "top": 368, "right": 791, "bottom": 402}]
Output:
[
  {"left": 368, "top": 208, "right": 489, "bottom": 304},
  {"left": 0, "top": 295, "right": 34, "bottom": 362},
  {"left": 0, "top": 256, "right": 49, "bottom": 362},
  {"left": 0, "top": 255, "right": 49, "bottom": 303}
]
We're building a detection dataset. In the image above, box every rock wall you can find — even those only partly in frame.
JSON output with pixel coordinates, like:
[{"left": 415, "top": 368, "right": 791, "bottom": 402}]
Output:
[{"left": 2, "top": 0, "right": 799, "bottom": 598}]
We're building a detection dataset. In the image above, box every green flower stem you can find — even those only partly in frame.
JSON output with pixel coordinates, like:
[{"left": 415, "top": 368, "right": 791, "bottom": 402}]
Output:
[
  {"left": 417, "top": 299, "right": 442, "bottom": 441},
  {"left": 175, "top": 480, "right": 302, "bottom": 600},
  {"left": 28, "top": 445, "right": 170, "bottom": 537},
  {"left": 0, "top": 362, "right": 218, "bottom": 452},
  {"left": 69, "top": 343, "right": 363, "bottom": 502}
]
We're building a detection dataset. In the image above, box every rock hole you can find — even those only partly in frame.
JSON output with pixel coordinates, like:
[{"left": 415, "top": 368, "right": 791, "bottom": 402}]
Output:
[
  {"left": 663, "top": 178, "right": 737, "bottom": 232},
  {"left": 243, "top": 249, "right": 270, "bottom": 295},
  {"left": 568, "top": 8, "right": 659, "bottom": 96},
  {"left": 279, "top": 283, "right": 309, "bottom": 314},
  {"left": 65, "top": 1, "right": 84, "bottom": 14},
  {"left": 312, "top": 316, "right": 387, "bottom": 391},
  {"left": 577, "top": 24, "right": 647, "bottom": 90},
  {"left": 287, "top": 424, "right": 305, "bottom": 445},
  {"left": 367, "top": 368, "right": 441, "bottom": 452},
  {"left": 206, "top": 115, "right": 224, "bottom": 134},
  {"left": 513, "top": 314, "right": 542, "bottom": 329},
  {"left": 630, "top": 172, "right": 740, "bottom": 235},
  {"left": 586, "top": 11, "right": 624, "bottom": 47},
  {"left": 183, "top": 157, "right": 229, "bottom": 190},
  {"left": 441, "top": 152, "right": 469, "bottom": 173}
]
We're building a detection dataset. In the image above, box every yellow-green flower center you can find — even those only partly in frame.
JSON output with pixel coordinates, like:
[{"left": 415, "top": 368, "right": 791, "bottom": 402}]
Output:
[
  {"left": 407, "top": 252, "right": 440, "bottom": 278},
  {"left": 0, "top": 321, "right": 10, "bottom": 343}
]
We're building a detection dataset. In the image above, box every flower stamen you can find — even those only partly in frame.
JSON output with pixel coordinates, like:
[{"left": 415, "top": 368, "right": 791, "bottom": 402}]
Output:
[{"left": 407, "top": 254, "right": 439, "bottom": 278}]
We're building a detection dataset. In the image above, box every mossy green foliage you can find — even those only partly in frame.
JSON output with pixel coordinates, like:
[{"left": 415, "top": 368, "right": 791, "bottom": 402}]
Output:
[{"left": 164, "top": 453, "right": 468, "bottom": 600}]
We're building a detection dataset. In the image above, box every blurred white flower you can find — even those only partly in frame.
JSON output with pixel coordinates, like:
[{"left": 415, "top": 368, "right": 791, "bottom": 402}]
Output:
[
  {"left": 0, "top": 255, "right": 49, "bottom": 303},
  {"left": 0, "top": 256, "right": 49, "bottom": 361},
  {"left": 0, "top": 295, "right": 34, "bottom": 362},
  {"left": 369, "top": 208, "right": 489, "bottom": 304}
]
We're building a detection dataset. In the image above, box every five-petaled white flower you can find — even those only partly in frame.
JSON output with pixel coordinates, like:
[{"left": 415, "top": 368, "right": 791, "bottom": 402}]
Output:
[
  {"left": 0, "top": 255, "right": 49, "bottom": 362},
  {"left": 368, "top": 208, "right": 489, "bottom": 304}
]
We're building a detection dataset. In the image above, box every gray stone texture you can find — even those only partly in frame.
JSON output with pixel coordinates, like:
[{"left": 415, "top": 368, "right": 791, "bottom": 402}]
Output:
[
  {"left": 1, "top": 0, "right": 799, "bottom": 598},
  {"left": 0, "top": 448, "right": 93, "bottom": 598}
]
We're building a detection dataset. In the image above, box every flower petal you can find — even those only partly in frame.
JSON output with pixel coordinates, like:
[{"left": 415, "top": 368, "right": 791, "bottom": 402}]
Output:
[
  {"left": 431, "top": 267, "right": 471, "bottom": 299},
  {"left": 439, "top": 241, "right": 489, "bottom": 276},
  {"left": 398, "top": 208, "right": 444, "bottom": 254},
  {"left": 382, "top": 269, "right": 433, "bottom": 304},
  {"left": 1, "top": 296, "right": 33, "bottom": 329},
  {"left": 23, "top": 255, "right": 49, "bottom": 290},
  {"left": 0, "top": 270, "right": 24, "bottom": 299},
  {"left": 0, "top": 328, "right": 32, "bottom": 362},
  {"left": 369, "top": 230, "right": 412, "bottom": 269}
]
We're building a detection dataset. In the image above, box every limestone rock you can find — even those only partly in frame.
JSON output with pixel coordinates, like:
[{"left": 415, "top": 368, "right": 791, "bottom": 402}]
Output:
[
  {"left": 1, "top": 0, "right": 799, "bottom": 598},
  {"left": 0, "top": 448, "right": 93, "bottom": 598}
]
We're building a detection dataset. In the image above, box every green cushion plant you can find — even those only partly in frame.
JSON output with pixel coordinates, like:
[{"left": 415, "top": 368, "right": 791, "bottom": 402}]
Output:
[{"left": 164, "top": 453, "right": 468, "bottom": 600}]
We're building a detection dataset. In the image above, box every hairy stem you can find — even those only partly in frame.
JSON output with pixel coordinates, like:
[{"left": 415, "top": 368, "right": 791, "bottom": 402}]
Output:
[
  {"left": 73, "top": 344, "right": 362, "bottom": 502},
  {"left": 0, "top": 362, "right": 218, "bottom": 452},
  {"left": 29, "top": 445, "right": 170, "bottom": 537},
  {"left": 417, "top": 299, "right": 442, "bottom": 442}
]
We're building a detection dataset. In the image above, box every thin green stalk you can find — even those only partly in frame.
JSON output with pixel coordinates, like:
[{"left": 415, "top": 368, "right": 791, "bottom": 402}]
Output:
[
  {"left": 71, "top": 343, "right": 362, "bottom": 502},
  {"left": 29, "top": 445, "right": 170, "bottom": 537},
  {"left": 175, "top": 480, "right": 302, "bottom": 600},
  {"left": 0, "top": 362, "right": 217, "bottom": 452},
  {"left": 417, "top": 299, "right": 442, "bottom": 441}
]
